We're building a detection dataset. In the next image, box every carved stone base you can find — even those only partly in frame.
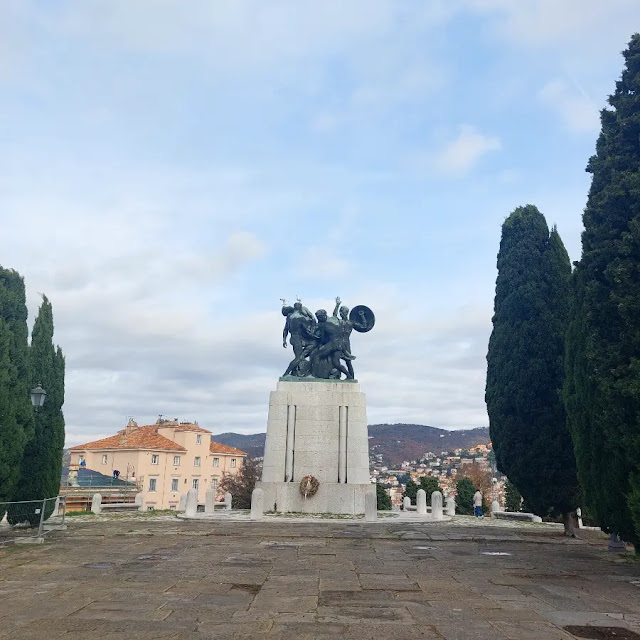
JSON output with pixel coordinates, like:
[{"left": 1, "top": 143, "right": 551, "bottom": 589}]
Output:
[{"left": 259, "top": 379, "right": 372, "bottom": 515}]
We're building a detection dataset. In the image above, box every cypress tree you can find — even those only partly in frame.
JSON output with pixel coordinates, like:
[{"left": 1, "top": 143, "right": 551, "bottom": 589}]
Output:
[
  {"left": 565, "top": 34, "right": 640, "bottom": 547},
  {"left": 9, "top": 296, "right": 65, "bottom": 523},
  {"left": 455, "top": 477, "right": 475, "bottom": 515},
  {"left": 376, "top": 483, "right": 392, "bottom": 510},
  {"left": 0, "top": 268, "right": 33, "bottom": 513},
  {"left": 486, "top": 205, "right": 580, "bottom": 532}
]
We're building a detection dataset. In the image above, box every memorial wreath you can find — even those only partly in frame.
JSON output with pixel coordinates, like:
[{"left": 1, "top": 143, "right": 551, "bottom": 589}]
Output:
[{"left": 299, "top": 474, "right": 320, "bottom": 498}]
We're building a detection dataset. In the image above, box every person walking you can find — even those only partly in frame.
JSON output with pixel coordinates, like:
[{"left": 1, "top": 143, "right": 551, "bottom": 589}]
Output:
[{"left": 474, "top": 490, "right": 483, "bottom": 518}]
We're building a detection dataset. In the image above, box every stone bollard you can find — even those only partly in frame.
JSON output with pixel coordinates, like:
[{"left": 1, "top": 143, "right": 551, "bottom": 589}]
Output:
[
  {"left": 576, "top": 508, "right": 584, "bottom": 529},
  {"left": 135, "top": 492, "right": 144, "bottom": 512},
  {"left": 205, "top": 489, "right": 217, "bottom": 515},
  {"left": 52, "top": 497, "right": 60, "bottom": 518},
  {"left": 445, "top": 496, "right": 456, "bottom": 516},
  {"left": 431, "top": 491, "right": 443, "bottom": 521},
  {"left": 416, "top": 489, "right": 427, "bottom": 515},
  {"left": 403, "top": 496, "right": 411, "bottom": 511},
  {"left": 251, "top": 488, "right": 264, "bottom": 520},
  {"left": 491, "top": 500, "right": 501, "bottom": 518},
  {"left": 224, "top": 492, "right": 232, "bottom": 511},
  {"left": 91, "top": 493, "right": 102, "bottom": 515},
  {"left": 178, "top": 493, "right": 187, "bottom": 512},
  {"left": 185, "top": 488, "right": 198, "bottom": 517},
  {"left": 365, "top": 489, "right": 377, "bottom": 521}
]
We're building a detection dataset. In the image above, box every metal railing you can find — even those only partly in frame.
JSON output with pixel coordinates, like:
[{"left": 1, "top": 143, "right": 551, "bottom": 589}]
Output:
[
  {"left": 62, "top": 476, "right": 139, "bottom": 488},
  {"left": 0, "top": 496, "right": 67, "bottom": 543}
]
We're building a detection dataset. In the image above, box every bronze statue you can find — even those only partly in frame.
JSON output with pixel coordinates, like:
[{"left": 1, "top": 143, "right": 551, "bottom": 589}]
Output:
[{"left": 281, "top": 296, "right": 375, "bottom": 380}]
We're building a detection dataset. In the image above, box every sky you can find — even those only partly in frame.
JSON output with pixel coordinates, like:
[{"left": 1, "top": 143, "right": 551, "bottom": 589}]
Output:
[{"left": 1, "top": 1, "right": 639, "bottom": 446}]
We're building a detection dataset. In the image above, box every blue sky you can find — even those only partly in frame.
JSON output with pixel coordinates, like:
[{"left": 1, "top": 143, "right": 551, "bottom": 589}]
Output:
[{"left": 1, "top": 1, "right": 639, "bottom": 445}]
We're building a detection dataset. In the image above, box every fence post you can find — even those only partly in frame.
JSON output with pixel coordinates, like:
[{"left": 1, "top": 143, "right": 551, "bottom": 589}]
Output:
[
  {"left": 61, "top": 496, "right": 67, "bottom": 527},
  {"left": 37, "top": 498, "right": 47, "bottom": 539}
]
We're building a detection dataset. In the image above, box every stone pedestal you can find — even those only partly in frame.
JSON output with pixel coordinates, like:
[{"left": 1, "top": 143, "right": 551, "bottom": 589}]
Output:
[{"left": 257, "top": 379, "right": 371, "bottom": 515}]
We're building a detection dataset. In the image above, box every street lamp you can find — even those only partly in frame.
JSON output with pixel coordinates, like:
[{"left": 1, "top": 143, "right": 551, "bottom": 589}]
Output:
[{"left": 30, "top": 385, "right": 47, "bottom": 411}]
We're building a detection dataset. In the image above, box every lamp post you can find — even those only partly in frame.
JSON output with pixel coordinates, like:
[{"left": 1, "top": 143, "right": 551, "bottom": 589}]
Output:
[{"left": 30, "top": 385, "right": 47, "bottom": 411}]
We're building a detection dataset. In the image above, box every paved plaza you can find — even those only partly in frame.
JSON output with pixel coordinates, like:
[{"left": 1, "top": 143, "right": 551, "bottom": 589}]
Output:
[{"left": 1, "top": 514, "right": 639, "bottom": 639}]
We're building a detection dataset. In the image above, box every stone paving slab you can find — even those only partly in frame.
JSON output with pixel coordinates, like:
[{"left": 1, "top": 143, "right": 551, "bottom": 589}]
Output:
[{"left": 0, "top": 514, "right": 638, "bottom": 639}]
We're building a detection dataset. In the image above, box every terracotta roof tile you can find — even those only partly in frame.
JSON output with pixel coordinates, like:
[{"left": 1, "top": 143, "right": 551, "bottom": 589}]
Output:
[
  {"left": 210, "top": 441, "right": 247, "bottom": 456},
  {"left": 71, "top": 425, "right": 187, "bottom": 452}
]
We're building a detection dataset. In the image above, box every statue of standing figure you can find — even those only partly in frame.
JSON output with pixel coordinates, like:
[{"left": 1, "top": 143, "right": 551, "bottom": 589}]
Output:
[{"left": 281, "top": 296, "right": 375, "bottom": 380}]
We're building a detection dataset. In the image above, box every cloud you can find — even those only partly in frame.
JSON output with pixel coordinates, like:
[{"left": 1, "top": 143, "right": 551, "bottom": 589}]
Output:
[
  {"left": 436, "top": 125, "right": 501, "bottom": 175},
  {"left": 538, "top": 78, "right": 600, "bottom": 133},
  {"left": 2, "top": 0, "right": 631, "bottom": 449},
  {"left": 465, "top": 0, "right": 640, "bottom": 51}
]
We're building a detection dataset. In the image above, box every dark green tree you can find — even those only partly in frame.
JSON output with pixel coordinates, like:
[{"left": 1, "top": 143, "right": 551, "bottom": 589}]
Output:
[
  {"left": 418, "top": 476, "right": 441, "bottom": 497},
  {"left": 402, "top": 478, "right": 418, "bottom": 505},
  {"left": 9, "top": 296, "right": 65, "bottom": 524},
  {"left": 565, "top": 34, "right": 640, "bottom": 548},
  {"left": 0, "top": 268, "right": 33, "bottom": 515},
  {"left": 376, "top": 483, "right": 392, "bottom": 510},
  {"left": 504, "top": 479, "right": 523, "bottom": 512},
  {"left": 456, "top": 477, "right": 475, "bottom": 515},
  {"left": 486, "top": 205, "right": 580, "bottom": 534}
]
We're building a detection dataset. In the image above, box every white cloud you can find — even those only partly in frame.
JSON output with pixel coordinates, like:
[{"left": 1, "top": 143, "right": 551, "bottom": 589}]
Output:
[
  {"left": 538, "top": 78, "right": 600, "bottom": 133},
  {"left": 299, "top": 247, "right": 349, "bottom": 279},
  {"left": 437, "top": 125, "right": 501, "bottom": 175},
  {"left": 465, "top": 0, "right": 640, "bottom": 51}
]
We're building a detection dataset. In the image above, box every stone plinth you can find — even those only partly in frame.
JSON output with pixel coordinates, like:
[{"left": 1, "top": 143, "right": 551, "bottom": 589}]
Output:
[{"left": 258, "top": 379, "right": 372, "bottom": 515}]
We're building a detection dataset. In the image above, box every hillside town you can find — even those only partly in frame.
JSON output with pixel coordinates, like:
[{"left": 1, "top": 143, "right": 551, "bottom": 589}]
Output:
[{"left": 371, "top": 442, "right": 504, "bottom": 507}]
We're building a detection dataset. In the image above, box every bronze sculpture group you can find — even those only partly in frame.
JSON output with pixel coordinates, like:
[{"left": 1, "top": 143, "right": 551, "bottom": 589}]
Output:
[{"left": 281, "top": 297, "right": 375, "bottom": 380}]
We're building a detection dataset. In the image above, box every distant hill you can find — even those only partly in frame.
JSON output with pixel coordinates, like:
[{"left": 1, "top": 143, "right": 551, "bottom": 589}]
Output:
[
  {"left": 211, "top": 432, "right": 267, "bottom": 459},
  {"left": 368, "top": 423, "right": 490, "bottom": 466},
  {"left": 211, "top": 424, "right": 489, "bottom": 465}
]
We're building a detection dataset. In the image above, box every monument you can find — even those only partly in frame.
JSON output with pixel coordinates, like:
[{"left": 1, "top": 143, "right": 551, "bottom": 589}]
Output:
[{"left": 256, "top": 297, "right": 376, "bottom": 515}]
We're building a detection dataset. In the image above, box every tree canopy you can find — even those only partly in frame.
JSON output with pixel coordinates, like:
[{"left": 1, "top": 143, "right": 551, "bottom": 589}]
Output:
[
  {"left": 486, "top": 205, "right": 580, "bottom": 520},
  {"left": 376, "top": 483, "right": 392, "bottom": 510},
  {"left": 456, "top": 477, "right": 475, "bottom": 515},
  {"left": 9, "top": 296, "right": 65, "bottom": 524},
  {"left": 0, "top": 268, "right": 33, "bottom": 508},
  {"left": 565, "top": 34, "right": 640, "bottom": 547},
  {"left": 418, "top": 475, "right": 440, "bottom": 498},
  {"left": 219, "top": 458, "right": 260, "bottom": 510}
]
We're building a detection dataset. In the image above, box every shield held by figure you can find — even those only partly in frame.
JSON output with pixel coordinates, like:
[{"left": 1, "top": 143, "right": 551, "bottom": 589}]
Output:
[{"left": 349, "top": 305, "right": 375, "bottom": 333}]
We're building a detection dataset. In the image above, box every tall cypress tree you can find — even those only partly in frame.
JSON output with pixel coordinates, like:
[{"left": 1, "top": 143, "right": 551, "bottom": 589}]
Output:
[
  {"left": 565, "top": 34, "right": 640, "bottom": 547},
  {"left": 486, "top": 205, "right": 580, "bottom": 532},
  {"left": 9, "top": 296, "right": 65, "bottom": 523},
  {"left": 0, "top": 268, "right": 33, "bottom": 510}
]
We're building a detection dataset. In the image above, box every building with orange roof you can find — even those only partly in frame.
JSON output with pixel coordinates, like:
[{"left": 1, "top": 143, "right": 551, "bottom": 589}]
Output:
[{"left": 69, "top": 417, "right": 247, "bottom": 511}]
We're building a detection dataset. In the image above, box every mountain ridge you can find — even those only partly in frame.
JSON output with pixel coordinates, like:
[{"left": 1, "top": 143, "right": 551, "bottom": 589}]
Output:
[{"left": 212, "top": 424, "right": 490, "bottom": 465}]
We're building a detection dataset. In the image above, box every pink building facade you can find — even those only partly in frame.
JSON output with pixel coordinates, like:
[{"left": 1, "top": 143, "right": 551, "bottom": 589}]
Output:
[{"left": 70, "top": 418, "right": 247, "bottom": 511}]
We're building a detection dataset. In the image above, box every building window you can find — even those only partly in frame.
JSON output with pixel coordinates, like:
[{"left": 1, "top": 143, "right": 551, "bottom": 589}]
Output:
[
  {"left": 192, "top": 479, "right": 199, "bottom": 490},
  {"left": 102, "top": 454, "right": 108, "bottom": 465},
  {"left": 211, "top": 478, "right": 219, "bottom": 489},
  {"left": 171, "top": 478, "right": 179, "bottom": 492},
  {"left": 151, "top": 454, "right": 159, "bottom": 465},
  {"left": 149, "top": 478, "right": 157, "bottom": 492},
  {"left": 213, "top": 457, "right": 219, "bottom": 467},
  {"left": 231, "top": 458, "right": 237, "bottom": 468},
  {"left": 173, "top": 455, "right": 180, "bottom": 466},
  {"left": 196, "top": 435, "right": 202, "bottom": 444},
  {"left": 194, "top": 456, "right": 201, "bottom": 467},
  {"left": 169, "top": 505, "right": 176, "bottom": 511}
]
